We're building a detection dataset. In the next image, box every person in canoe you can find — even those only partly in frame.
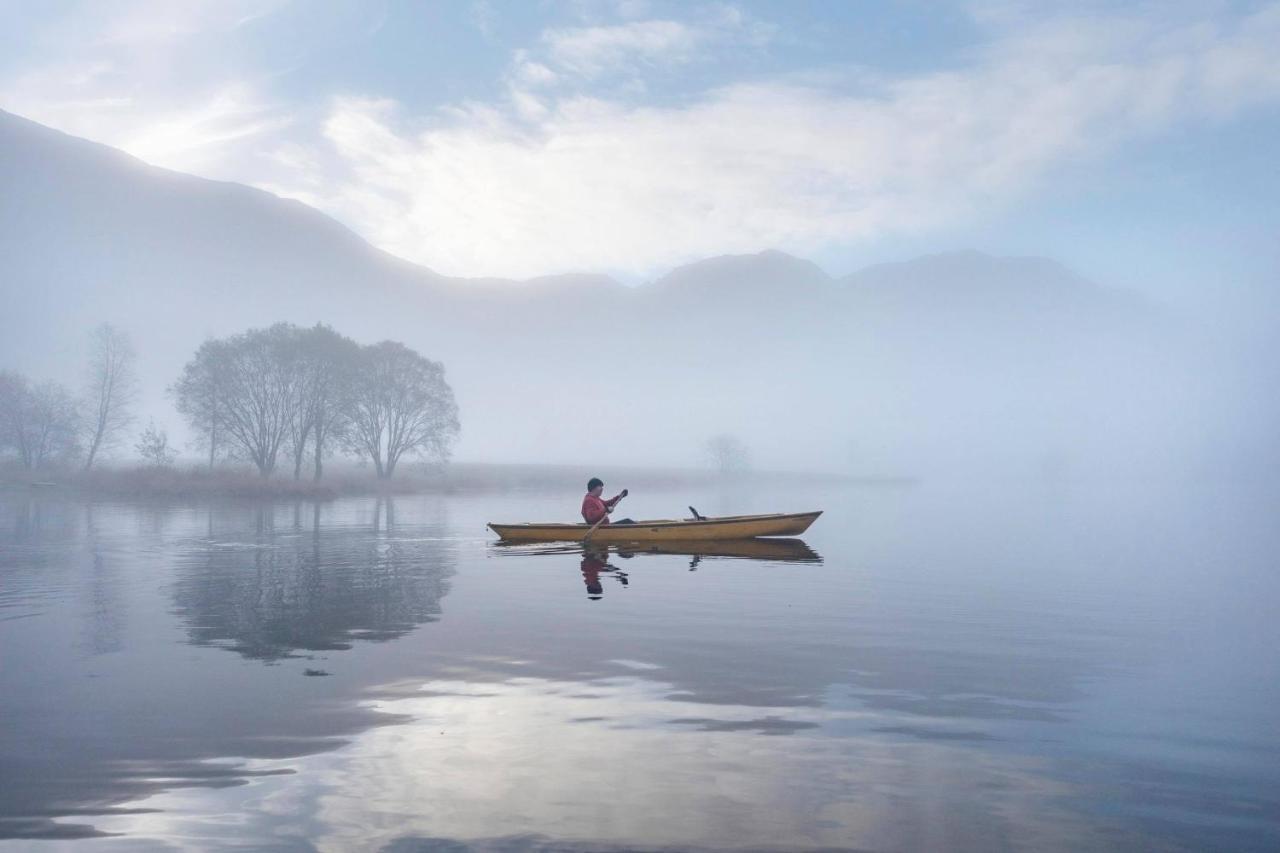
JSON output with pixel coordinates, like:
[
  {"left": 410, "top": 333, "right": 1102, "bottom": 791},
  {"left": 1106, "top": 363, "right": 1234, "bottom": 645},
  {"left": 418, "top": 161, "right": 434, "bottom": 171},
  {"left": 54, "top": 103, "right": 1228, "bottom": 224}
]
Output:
[{"left": 582, "top": 478, "right": 633, "bottom": 525}]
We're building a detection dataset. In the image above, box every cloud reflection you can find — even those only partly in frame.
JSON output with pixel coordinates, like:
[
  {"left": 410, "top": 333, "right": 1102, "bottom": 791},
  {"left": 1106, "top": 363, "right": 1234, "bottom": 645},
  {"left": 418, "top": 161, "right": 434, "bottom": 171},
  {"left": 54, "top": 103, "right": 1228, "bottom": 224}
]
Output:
[{"left": 94, "top": 673, "right": 1102, "bottom": 852}]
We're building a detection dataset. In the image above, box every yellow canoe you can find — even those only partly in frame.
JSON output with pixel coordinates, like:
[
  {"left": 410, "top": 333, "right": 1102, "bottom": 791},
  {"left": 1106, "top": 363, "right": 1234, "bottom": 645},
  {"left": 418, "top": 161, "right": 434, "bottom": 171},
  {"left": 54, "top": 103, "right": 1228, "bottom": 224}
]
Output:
[
  {"left": 487, "top": 511, "right": 822, "bottom": 543},
  {"left": 491, "top": 537, "right": 821, "bottom": 562}
]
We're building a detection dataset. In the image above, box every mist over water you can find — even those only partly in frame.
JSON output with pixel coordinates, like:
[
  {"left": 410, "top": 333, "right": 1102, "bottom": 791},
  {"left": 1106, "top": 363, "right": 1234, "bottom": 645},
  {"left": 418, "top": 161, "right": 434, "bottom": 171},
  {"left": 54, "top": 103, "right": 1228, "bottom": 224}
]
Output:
[
  {"left": 4, "top": 109, "right": 1278, "bottom": 477},
  {"left": 2, "top": 8, "right": 1279, "bottom": 846},
  {"left": 2, "top": 481, "right": 1278, "bottom": 850}
]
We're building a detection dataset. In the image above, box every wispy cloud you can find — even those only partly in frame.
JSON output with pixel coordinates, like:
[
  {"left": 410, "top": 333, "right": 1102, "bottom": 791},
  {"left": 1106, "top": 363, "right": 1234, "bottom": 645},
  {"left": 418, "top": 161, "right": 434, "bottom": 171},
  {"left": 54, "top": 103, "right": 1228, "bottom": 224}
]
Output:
[
  {"left": 3, "top": 62, "right": 289, "bottom": 175},
  {"left": 3, "top": 2, "right": 1279, "bottom": 279},
  {"left": 535, "top": 5, "right": 774, "bottom": 82},
  {"left": 121, "top": 85, "right": 292, "bottom": 172},
  {"left": 0, "top": 0, "right": 290, "bottom": 174},
  {"left": 469, "top": 0, "right": 499, "bottom": 40},
  {"left": 280, "top": 3, "right": 1280, "bottom": 277},
  {"left": 542, "top": 19, "right": 704, "bottom": 76}
]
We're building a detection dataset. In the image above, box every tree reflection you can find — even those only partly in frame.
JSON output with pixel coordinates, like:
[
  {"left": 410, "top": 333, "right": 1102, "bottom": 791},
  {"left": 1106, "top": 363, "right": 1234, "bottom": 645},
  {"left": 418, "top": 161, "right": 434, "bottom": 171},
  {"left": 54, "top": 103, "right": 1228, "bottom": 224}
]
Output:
[
  {"left": 80, "top": 505, "right": 123, "bottom": 656},
  {"left": 171, "top": 497, "right": 454, "bottom": 661}
]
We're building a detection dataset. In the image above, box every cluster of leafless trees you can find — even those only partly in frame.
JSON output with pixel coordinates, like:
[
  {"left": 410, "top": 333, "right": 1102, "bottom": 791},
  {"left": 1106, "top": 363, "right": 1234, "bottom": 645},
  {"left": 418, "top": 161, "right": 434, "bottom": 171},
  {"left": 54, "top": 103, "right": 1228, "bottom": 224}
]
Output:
[
  {"left": 0, "top": 324, "right": 138, "bottom": 471},
  {"left": 172, "top": 323, "right": 460, "bottom": 479},
  {"left": 1, "top": 322, "right": 460, "bottom": 480}
]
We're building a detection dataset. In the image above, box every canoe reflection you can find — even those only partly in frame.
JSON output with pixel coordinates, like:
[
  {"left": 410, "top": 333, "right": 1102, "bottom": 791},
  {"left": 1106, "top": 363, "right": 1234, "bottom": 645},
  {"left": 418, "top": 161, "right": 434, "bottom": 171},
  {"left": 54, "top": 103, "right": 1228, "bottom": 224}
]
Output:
[
  {"left": 493, "top": 538, "right": 822, "bottom": 599},
  {"left": 618, "top": 538, "right": 822, "bottom": 563}
]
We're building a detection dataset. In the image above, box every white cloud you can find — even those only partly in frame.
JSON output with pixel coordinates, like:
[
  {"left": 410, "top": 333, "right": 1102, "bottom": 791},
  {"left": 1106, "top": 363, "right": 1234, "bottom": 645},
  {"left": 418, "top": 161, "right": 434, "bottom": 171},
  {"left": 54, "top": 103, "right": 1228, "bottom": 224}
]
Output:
[
  {"left": 511, "top": 52, "right": 559, "bottom": 88},
  {"left": 274, "top": 3, "right": 1280, "bottom": 278},
  {"left": 542, "top": 19, "right": 703, "bottom": 76},
  {"left": 3, "top": 65, "right": 288, "bottom": 175},
  {"left": 121, "top": 85, "right": 292, "bottom": 173},
  {"left": 3, "top": 2, "right": 1280, "bottom": 279},
  {"left": 0, "top": 0, "right": 290, "bottom": 174},
  {"left": 44, "top": 0, "right": 283, "bottom": 48},
  {"left": 534, "top": 6, "right": 774, "bottom": 82}
]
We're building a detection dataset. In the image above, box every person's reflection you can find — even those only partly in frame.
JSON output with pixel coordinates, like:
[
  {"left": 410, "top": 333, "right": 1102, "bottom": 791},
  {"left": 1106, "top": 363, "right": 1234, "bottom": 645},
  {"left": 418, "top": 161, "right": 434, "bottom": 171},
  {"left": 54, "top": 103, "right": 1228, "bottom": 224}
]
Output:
[{"left": 580, "top": 547, "right": 629, "bottom": 600}]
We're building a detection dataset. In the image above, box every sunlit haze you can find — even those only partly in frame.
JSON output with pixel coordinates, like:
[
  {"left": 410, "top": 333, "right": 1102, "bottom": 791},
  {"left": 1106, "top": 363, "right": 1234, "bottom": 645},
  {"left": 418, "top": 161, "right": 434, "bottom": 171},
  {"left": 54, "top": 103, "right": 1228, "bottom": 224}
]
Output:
[
  {"left": 2, "top": 1, "right": 1278, "bottom": 292},
  {"left": 3, "top": 3, "right": 1280, "bottom": 851}
]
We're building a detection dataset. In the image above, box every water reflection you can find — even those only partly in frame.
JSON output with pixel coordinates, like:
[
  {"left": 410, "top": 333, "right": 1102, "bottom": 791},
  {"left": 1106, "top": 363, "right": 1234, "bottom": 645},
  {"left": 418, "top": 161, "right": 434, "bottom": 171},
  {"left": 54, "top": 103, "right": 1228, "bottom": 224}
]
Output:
[
  {"left": 80, "top": 505, "right": 124, "bottom": 657},
  {"left": 89, "top": 674, "right": 1092, "bottom": 852},
  {"left": 3, "top": 486, "right": 1279, "bottom": 850},
  {"left": 493, "top": 538, "right": 823, "bottom": 599},
  {"left": 579, "top": 548, "right": 629, "bottom": 599},
  {"left": 171, "top": 498, "right": 454, "bottom": 661},
  {"left": 494, "top": 537, "right": 822, "bottom": 563},
  {"left": 0, "top": 496, "right": 457, "bottom": 841}
]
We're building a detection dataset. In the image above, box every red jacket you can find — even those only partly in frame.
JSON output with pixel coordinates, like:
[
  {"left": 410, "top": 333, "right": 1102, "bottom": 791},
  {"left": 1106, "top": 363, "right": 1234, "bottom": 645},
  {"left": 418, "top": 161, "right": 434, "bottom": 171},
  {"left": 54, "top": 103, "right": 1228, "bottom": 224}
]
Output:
[{"left": 582, "top": 492, "right": 622, "bottom": 525}]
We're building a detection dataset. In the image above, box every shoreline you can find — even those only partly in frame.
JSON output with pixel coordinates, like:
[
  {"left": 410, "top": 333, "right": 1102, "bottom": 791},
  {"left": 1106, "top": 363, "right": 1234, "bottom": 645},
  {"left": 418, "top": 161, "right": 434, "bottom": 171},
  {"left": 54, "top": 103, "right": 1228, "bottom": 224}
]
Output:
[{"left": 0, "top": 462, "right": 912, "bottom": 502}]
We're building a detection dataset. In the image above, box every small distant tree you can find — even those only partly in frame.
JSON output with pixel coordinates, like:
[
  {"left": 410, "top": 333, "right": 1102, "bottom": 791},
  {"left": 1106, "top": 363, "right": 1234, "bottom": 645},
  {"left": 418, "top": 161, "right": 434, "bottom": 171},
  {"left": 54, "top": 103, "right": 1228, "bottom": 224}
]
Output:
[
  {"left": 0, "top": 372, "right": 81, "bottom": 470},
  {"left": 82, "top": 323, "right": 138, "bottom": 470},
  {"left": 704, "top": 433, "right": 750, "bottom": 476},
  {"left": 135, "top": 421, "right": 176, "bottom": 468},
  {"left": 346, "top": 341, "right": 460, "bottom": 479}
]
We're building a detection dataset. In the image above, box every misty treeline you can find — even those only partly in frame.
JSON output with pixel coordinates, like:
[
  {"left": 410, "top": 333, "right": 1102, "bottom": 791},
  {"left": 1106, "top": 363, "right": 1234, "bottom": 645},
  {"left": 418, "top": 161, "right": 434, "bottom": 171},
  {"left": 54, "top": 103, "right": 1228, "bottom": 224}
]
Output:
[
  {"left": 0, "top": 322, "right": 460, "bottom": 480},
  {"left": 0, "top": 323, "right": 137, "bottom": 471},
  {"left": 172, "top": 323, "right": 459, "bottom": 479}
]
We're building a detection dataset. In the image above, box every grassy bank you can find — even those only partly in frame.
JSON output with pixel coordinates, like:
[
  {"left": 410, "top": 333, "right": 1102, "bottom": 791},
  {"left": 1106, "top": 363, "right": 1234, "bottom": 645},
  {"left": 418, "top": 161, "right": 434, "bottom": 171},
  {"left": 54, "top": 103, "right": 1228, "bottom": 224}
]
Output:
[{"left": 0, "top": 461, "right": 885, "bottom": 501}]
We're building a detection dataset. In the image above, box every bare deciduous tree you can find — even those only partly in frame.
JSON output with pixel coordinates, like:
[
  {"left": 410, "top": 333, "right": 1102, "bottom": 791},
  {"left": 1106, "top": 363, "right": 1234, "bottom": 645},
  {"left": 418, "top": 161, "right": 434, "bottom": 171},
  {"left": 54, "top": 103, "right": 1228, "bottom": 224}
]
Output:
[
  {"left": 0, "top": 372, "right": 81, "bottom": 470},
  {"left": 82, "top": 323, "right": 137, "bottom": 470},
  {"left": 174, "top": 325, "right": 458, "bottom": 481},
  {"left": 301, "top": 325, "right": 360, "bottom": 481},
  {"left": 171, "top": 341, "right": 225, "bottom": 469},
  {"left": 174, "top": 325, "right": 301, "bottom": 477},
  {"left": 284, "top": 325, "right": 360, "bottom": 480},
  {"left": 346, "top": 341, "right": 460, "bottom": 479}
]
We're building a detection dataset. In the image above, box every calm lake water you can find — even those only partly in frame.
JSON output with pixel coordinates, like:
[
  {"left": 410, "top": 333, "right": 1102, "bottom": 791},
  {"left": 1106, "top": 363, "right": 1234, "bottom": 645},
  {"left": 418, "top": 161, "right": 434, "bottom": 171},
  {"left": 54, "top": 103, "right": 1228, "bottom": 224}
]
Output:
[{"left": 1, "top": 480, "right": 1278, "bottom": 851}]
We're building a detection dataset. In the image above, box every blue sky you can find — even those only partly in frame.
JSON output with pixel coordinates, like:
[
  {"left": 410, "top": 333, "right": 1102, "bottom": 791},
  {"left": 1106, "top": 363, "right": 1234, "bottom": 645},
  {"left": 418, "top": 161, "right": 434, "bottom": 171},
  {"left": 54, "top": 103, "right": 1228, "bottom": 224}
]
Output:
[{"left": 2, "top": 0, "right": 1278, "bottom": 308}]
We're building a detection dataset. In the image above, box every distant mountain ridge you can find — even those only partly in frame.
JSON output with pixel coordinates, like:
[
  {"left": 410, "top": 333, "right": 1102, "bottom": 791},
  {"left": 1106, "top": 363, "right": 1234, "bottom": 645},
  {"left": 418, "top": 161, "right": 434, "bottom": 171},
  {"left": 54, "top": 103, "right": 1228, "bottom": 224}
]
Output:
[
  {"left": 0, "top": 108, "right": 1151, "bottom": 313},
  {"left": 651, "top": 249, "right": 833, "bottom": 300},
  {"left": 0, "top": 108, "right": 1177, "bottom": 471}
]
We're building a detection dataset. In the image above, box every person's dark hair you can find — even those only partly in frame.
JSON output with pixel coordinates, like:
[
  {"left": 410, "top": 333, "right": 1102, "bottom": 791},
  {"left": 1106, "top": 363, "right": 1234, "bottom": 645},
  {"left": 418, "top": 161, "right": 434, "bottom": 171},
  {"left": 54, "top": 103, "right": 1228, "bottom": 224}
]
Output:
[{"left": 587, "top": 477, "right": 603, "bottom": 491}]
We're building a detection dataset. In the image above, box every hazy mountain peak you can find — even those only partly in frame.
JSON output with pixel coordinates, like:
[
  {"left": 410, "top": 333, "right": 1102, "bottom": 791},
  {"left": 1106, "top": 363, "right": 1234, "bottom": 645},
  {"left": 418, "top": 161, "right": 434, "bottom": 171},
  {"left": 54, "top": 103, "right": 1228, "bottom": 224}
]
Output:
[
  {"left": 843, "top": 250, "right": 1093, "bottom": 291},
  {"left": 519, "top": 272, "right": 627, "bottom": 293},
  {"left": 836, "top": 249, "right": 1135, "bottom": 319},
  {"left": 2, "top": 109, "right": 1169, "bottom": 475},
  {"left": 0, "top": 107, "right": 448, "bottom": 293},
  {"left": 649, "top": 249, "right": 834, "bottom": 299}
]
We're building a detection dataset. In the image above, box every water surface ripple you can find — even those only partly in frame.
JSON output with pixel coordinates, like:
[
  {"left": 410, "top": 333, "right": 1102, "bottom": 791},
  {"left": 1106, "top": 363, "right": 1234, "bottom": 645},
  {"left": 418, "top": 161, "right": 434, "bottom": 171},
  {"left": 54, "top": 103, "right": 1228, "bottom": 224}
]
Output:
[{"left": 1, "top": 483, "right": 1277, "bottom": 851}]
